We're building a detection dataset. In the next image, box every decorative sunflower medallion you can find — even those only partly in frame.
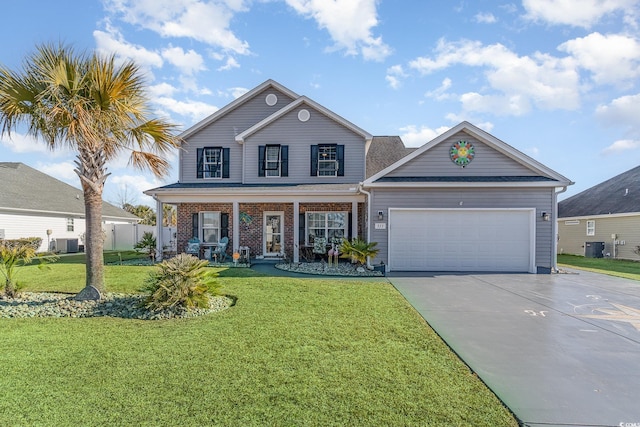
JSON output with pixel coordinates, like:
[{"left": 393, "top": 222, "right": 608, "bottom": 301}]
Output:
[{"left": 450, "top": 140, "right": 475, "bottom": 167}]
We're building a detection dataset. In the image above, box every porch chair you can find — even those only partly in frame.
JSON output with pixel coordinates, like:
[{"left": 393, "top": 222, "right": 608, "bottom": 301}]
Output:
[
  {"left": 211, "top": 236, "right": 229, "bottom": 263},
  {"left": 185, "top": 237, "right": 200, "bottom": 257}
]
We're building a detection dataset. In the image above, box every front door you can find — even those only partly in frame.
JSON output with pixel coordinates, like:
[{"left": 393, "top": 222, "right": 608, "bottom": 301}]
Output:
[{"left": 264, "top": 212, "right": 284, "bottom": 256}]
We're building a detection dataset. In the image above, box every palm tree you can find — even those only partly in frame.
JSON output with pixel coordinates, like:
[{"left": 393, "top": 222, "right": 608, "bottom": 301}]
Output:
[{"left": 0, "top": 44, "right": 181, "bottom": 300}]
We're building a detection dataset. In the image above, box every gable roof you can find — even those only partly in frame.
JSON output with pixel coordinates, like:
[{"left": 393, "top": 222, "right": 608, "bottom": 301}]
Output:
[
  {"left": 180, "top": 79, "right": 299, "bottom": 139},
  {"left": 366, "top": 136, "right": 416, "bottom": 178},
  {"left": 558, "top": 165, "right": 640, "bottom": 218},
  {"left": 0, "top": 162, "right": 138, "bottom": 221},
  {"left": 363, "top": 121, "right": 573, "bottom": 187},
  {"left": 235, "top": 96, "right": 373, "bottom": 143}
]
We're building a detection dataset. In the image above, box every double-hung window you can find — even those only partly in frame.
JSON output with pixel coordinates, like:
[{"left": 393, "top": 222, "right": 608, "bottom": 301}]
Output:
[
  {"left": 317, "top": 145, "right": 338, "bottom": 176},
  {"left": 197, "top": 147, "right": 230, "bottom": 179},
  {"left": 586, "top": 220, "right": 595, "bottom": 236},
  {"left": 66, "top": 218, "right": 74, "bottom": 232},
  {"left": 200, "top": 212, "right": 220, "bottom": 243},
  {"left": 310, "top": 144, "right": 344, "bottom": 177},
  {"left": 306, "top": 212, "right": 347, "bottom": 244},
  {"left": 259, "top": 145, "right": 288, "bottom": 177},
  {"left": 203, "top": 148, "right": 222, "bottom": 178}
]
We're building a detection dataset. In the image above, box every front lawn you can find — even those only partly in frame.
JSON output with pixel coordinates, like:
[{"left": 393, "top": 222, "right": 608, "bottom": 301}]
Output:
[
  {"left": 558, "top": 254, "right": 640, "bottom": 281},
  {"left": 1, "top": 259, "right": 517, "bottom": 426}
]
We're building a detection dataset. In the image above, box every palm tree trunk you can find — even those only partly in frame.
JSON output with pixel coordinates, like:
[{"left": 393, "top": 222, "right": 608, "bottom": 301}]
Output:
[{"left": 74, "top": 150, "right": 108, "bottom": 301}]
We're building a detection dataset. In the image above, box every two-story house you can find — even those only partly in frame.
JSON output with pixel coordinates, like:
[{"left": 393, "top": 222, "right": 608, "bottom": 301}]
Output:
[{"left": 145, "top": 79, "right": 572, "bottom": 273}]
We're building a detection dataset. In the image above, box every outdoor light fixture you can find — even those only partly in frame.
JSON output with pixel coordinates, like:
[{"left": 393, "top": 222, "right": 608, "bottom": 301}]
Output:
[
  {"left": 377, "top": 210, "right": 384, "bottom": 220},
  {"left": 541, "top": 212, "right": 550, "bottom": 221}
]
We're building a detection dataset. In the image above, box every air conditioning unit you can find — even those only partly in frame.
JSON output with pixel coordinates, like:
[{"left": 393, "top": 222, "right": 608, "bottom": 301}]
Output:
[
  {"left": 584, "top": 242, "right": 604, "bottom": 258},
  {"left": 54, "top": 238, "right": 79, "bottom": 253}
]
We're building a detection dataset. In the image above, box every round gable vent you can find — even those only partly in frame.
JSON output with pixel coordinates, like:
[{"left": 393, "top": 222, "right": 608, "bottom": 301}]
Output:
[
  {"left": 298, "top": 109, "right": 310, "bottom": 122},
  {"left": 265, "top": 93, "right": 278, "bottom": 106}
]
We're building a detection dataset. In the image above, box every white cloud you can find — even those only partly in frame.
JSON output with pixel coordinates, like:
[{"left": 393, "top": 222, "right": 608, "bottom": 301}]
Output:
[
  {"left": 559, "top": 32, "right": 640, "bottom": 86},
  {"left": 399, "top": 124, "right": 451, "bottom": 147},
  {"left": 93, "top": 28, "right": 163, "bottom": 70},
  {"left": 425, "top": 78, "right": 453, "bottom": 100},
  {"left": 602, "top": 139, "right": 640, "bottom": 154},
  {"left": 109, "top": 174, "right": 165, "bottom": 206},
  {"left": 38, "top": 161, "right": 81, "bottom": 187},
  {"left": 217, "top": 56, "right": 240, "bottom": 71},
  {"left": 595, "top": 93, "right": 640, "bottom": 129},
  {"left": 522, "top": 0, "right": 638, "bottom": 28},
  {"left": 385, "top": 65, "right": 406, "bottom": 89},
  {"left": 161, "top": 46, "right": 206, "bottom": 75},
  {"left": 148, "top": 82, "right": 178, "bottom": 98},
  {"left": 0, "top": 132, "right": 72, "bottom": 157},
  {"left": 154, "top": 97, "right": 219, "bottom": 122},
  {"left": 474, "top": 12, "right": 497, "bottom": 24},
  {"left": 285, "top": 0, "right": 391, "bottom": 61},
  {"left": 103, "top": 0, "right": 250, "bottom": 54},
  {"left": 409, "top": 39, "right": 580, "bottom": 115}
]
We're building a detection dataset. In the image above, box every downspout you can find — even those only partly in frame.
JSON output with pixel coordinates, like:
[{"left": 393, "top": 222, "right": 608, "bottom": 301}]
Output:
[
  {"left": 152, "top": 195, "right": 164, "bottom": 262},
  {"left": 553, "top": 186, "right": 568, "bottom": 272},
  {"left": 357, "top": 183, "right": 372, "bottom": 268}
]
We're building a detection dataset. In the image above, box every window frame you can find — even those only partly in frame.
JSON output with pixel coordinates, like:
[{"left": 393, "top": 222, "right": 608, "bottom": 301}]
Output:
[
  {"left": 317, "top": 144, "right": 338, "bottom": 177},
  {"left": 203, "top": 147, "right": 223, "bottom": 179},
  {"left": 586, "top": 220, "right": 595, "bottom": 236},
  {"left": 199, "top": 211, "right": 221, "bottom": 243},
  {"left": 305, "top": 211, "right": 348, "bottom": 245},
  {"left": 66, "top": 218, "right": 74, "bottom": 232},
  {"left": 264, "top": 144, "right": 281, "bottom": 177}
]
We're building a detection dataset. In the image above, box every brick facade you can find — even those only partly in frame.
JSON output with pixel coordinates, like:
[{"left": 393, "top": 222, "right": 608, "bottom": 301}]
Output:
[{"left": 176, "top": 201, "right": 366, "bottom": 260}]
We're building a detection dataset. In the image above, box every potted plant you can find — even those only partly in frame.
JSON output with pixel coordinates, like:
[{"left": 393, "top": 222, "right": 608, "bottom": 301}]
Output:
[{"left": 339, "top": 238, "right": 380, "bottom": 266}]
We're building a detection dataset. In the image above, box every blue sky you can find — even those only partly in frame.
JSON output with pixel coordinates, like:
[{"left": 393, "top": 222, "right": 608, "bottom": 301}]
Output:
[{"left": 2, "top": 0, "right": 640, "bottom": 206}]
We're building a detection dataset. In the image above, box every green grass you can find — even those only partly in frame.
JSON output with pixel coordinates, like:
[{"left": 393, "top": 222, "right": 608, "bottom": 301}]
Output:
[
  {"left": 558, "top": 254, "right": 640, "bottom": 281},
  {"left": 1, "top": 257, "right": 517, "bottom": 426}
]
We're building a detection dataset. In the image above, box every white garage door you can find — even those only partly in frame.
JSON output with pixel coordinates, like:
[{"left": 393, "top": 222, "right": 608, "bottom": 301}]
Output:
[{"left": 388, "top": 209, "right": 534, "bottom": 272}]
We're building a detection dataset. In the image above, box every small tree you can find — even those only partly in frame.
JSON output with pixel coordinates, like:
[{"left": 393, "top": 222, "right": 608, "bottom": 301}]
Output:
[
  {"left": 140, "top": 254, "right": 220, "bottom": 311},
  {"left": 339, "top": 238, "right": 380, "bottom": 266},
  {"left": 0, "top": 238, "right": 43, "bottom": 297},
  {"left": 134, "top": 231, "right": 157, "bottom": 261}
]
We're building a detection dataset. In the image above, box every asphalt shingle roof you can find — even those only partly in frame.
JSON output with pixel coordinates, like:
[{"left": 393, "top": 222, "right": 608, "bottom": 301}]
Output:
[
  {"left": 0, "top": 162, "right": 138, "bottom": 220},
  {"left": 558, "top": 165, "right": 640, "bottom": 217},
  {"left": 366, "top": 136, "right": 416, "bottom": 178}
]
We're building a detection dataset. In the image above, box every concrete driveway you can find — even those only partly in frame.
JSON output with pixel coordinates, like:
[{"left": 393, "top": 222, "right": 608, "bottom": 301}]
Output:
[{"left": 388, "top": 269, "right": 640, "bottom": 427}]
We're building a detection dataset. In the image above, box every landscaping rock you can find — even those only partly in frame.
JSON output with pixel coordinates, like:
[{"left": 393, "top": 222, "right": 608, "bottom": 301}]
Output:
[{"left": 275, "top": 262, "right": 383, "bottom": 277}]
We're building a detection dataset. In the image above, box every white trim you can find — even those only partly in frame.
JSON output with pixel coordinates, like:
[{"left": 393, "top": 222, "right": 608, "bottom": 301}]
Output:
[
  {"left": 180, "top": 80, "right": 299, "bottom": 139},
  {"left": 386, "top": 208, "right": 536, "bottom": 274},
  {"left": 233, "top": 201, "right": 239, "bottom": 253},
  {"left": 293, "top": 201, "right": 300, "bottom": 263},
  {"left": 558, "top": 211, "right": 640, "bottom": 221},
  {"left": 362, "top": 121, "right": 573, "bottom": 186},
  {"left": 361, "top": 181, "right": 564, "bottom": 189},
  {"left": 0, "top": 206, "right": 138, "bottom": 222},
  {"left": 235, "top": 96, "right": 372, "bottom": 144}
]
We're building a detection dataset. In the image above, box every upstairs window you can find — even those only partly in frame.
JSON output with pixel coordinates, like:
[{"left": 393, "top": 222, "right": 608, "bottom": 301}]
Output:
[
  {"left": 310, "top": 144, "right": 345, "bottom": 177},
  {"left": 586, "top": 220, "right": 595, "bottom": 236},
  {"left": 197, "top": 147, "right": 230, "bottom": 179},
  {"left": 259, "top": 145, "right": 289, "bottom": 177},
  {"left": 66, "top": 218, "right": 74, "bottom": 232}
]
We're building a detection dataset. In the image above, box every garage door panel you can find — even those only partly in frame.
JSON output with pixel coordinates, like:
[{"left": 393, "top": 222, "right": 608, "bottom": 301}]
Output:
[{"left": 389, "top": 209, "right": 533, "bottom": 272}]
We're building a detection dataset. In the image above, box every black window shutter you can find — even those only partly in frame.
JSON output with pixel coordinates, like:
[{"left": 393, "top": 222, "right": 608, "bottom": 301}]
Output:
[
  {"left": 258, "top": 145, "right": 266, "bottom": 177},
  {"left": 310, "top": 145, "right": 318, "bottom": 176},
  {"left": 348, "top": 212, "right": 353, "bottom": 240},
  {"left": 299, "top": 213, "right": 306, "bottom": 245},
  {"left": 281, "top": 145, "right": 289, "bottom": 177},
  {"left": 196, "top": 148, "right": 203, "bottom": 179},
  {"left": 222, "top": 148, "right": 230, "bottom": 178},
  {"left": 192, "top": 213, "right": 199, "bottom": 239},
  {"left": 337, "top": 145, "right": 345, "bottom": 176},
  {"left": 220, "top": 213, "right": 229, "bottom": 239}
]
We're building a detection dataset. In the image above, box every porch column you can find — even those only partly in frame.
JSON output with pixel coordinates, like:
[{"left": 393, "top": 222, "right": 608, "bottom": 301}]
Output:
[
  {"left": 293, "top": 201, "right": 299, "bottom": 263},
  {"left": 233, "top": 201, "right": 239, "bottom": 253},
  {"left": 351, "top": 201, "right": 358, "bottom": 240},
  {"left": 155, "top": 198, "right": 163, "bottom": 261}
]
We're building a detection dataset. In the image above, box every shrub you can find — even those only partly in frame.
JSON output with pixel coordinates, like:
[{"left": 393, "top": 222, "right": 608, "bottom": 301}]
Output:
[
  {"left": 339, "top": 238, "right": 380, "bottom": 265},
  {"left": 140, "top": 254, "right": 220, "bottom": 311},
  {"left": 0, "top": 237, "right": 50, "bottom": 297},
  {"left": 134, "top": 231, "right": 157, "bottom": 261}
]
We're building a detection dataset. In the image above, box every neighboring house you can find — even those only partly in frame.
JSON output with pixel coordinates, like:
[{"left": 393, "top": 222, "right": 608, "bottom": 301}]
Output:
[
  {"left": 557, "top": 165, "right": 640, "bottom": 260},
  {"left": 0, "top": 162, "right": 139, "bottom": 252},
  {"left": 146, "top": 79, "right": 572, "bottom": 273}
]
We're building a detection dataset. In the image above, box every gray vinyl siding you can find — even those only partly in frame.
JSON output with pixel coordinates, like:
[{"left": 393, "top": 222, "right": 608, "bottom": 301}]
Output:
[
  {"left": 557, "top": 215, "right": 640, "bottom": 260},
  {"left": 180, "top": 88, "right": 296, "bottom": 183},
  {"left": 386, "top": 131, "right": 536, "bottom": 178},
  {"left": 243, "top": 105, "right": 366, "bottom": 184},
  {"left": 369, "top": 187, "right": 554, "bottom": 269}
]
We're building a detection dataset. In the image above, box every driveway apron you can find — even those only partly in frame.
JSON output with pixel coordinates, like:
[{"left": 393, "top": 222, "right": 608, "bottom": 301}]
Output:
[{"left": 388, "top": 269, "right": 640, "bottom": 427}]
